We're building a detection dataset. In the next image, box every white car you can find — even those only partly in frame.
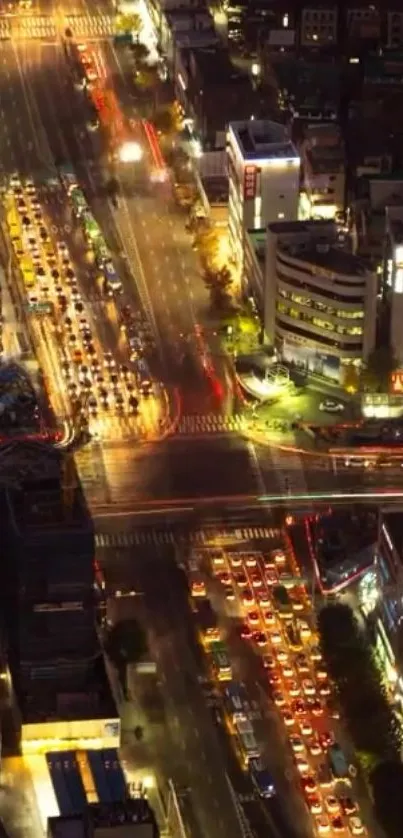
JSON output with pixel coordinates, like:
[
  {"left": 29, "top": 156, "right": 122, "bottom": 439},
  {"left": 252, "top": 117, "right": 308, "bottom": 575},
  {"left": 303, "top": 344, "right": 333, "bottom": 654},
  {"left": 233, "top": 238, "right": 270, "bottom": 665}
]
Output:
[
  {"left": 319, "top": 399, "right": 345, "bottom": 413},
  {"left": 349, "top": 817, "right": 366, "bottom": 835}
]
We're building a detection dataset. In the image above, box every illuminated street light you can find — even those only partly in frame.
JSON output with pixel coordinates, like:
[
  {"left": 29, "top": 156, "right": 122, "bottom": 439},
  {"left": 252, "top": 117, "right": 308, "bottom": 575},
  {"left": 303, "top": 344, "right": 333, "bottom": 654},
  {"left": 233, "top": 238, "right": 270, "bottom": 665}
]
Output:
[{"left": 118, "top": 142, "right": 143, "bottom": 163}]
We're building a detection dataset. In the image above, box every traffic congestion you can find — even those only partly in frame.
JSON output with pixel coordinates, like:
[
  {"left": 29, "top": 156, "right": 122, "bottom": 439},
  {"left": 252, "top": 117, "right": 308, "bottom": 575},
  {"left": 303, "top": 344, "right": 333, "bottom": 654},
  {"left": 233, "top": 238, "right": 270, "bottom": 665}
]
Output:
[
  {"left": 190, "top": 539, "right": 367, "bottom": 838},
  {"left": 4, "top": 167, "right": 159, "bottom": 443}
]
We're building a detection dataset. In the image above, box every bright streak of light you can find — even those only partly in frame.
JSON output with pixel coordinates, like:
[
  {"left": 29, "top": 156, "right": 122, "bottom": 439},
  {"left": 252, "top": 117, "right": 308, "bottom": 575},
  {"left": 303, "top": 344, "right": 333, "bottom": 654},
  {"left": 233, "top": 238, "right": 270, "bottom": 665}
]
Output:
[
  {"left": 119, "top": 141, "right": 143, "bottom": 162},
  {"left": 142, "top": 119, "right": 166, "bottom": 177}
]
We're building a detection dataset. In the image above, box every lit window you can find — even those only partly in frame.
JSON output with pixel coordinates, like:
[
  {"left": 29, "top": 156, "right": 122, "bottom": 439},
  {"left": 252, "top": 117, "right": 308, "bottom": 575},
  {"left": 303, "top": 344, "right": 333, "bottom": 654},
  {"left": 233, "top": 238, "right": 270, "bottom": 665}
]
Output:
[{"left": 283, "top": 13, "right": 289, "bottom": 28}]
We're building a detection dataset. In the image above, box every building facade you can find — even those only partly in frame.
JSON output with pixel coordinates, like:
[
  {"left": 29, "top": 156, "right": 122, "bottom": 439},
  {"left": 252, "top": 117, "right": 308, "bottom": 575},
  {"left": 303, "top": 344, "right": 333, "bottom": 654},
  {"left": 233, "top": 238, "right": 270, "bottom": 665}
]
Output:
[
  {"left": 245, "top": 220, "right": 377, "bottom": 384},
  {"left": 227, "top": 119, "right": 300, "bottom": 270},
  {"left": 300, "top": 122, "right": 345, "bottom": 219}
]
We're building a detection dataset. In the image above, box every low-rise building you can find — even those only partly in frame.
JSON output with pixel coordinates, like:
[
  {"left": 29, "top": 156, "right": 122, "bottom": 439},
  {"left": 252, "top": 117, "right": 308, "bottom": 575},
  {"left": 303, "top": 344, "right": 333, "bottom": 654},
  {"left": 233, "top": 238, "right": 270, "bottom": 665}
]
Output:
[
  {"left": 227, "top": 118, "right": 300, "bottom": 269},
  {"left": 299, "top": 2, "right": 338, "bottom": 51},
  {"left": 244, "top": 219, "right": 377, "bottom": 384},
  {"left": 161, "top": 8, "right": 218, "bottom": 66},
  {"left": 48, "top": 800, "right": 159, "bottom": 838},
  {"left": 175, "top": 45, "right": 256, "bottom": 151},
  {"left": 300, "top": 122, "right": 345, "bottom": 219}
]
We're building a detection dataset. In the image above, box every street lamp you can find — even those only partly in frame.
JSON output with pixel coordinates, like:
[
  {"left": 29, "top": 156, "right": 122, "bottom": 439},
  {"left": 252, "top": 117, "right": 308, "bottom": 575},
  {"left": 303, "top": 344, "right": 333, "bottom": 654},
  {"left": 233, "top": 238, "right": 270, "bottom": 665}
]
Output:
[{"left": 118, "top": 141, "right": 143, "bottom": 163}]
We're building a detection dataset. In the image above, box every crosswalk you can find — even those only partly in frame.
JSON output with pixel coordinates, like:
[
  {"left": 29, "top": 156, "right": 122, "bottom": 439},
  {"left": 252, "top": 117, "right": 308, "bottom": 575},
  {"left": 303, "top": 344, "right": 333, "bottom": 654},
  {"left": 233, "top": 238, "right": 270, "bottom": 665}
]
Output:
[
  {"left": 95, "top": 526, "right": 276, "bottom": 550},
  {"left": 0, "top": 14, "right": 115, "bottom": 43},
  {"left": 175, "top": 413, "right": 247, "bottom": 436}
]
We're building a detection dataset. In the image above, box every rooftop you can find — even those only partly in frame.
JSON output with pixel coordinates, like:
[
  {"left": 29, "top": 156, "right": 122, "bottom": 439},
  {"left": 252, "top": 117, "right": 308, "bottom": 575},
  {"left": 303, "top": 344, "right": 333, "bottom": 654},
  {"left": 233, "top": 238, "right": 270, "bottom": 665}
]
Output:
[
  {"left": 48, "top": 801, "right": 158, "bottom": 838},
  {"left": 229, "top": 119, "right": 298, "bottom": 162},
  {"left": 190, "top": 46, "right": 243, "bottom": 85},
  {"left": 19, "top": 655, "right": 117, "bottom": 724},
  {"left": 306, "top": 145, "right": 345, "bottom": 174},
  {"left": 281, "top": 242, "right": 369, "bottom": 278},
  {"left": 201, "top": 176, "right": 228, "bottom": 204},
  {"left": 268, "top": 219, "right": 335, "bottom": 236}
]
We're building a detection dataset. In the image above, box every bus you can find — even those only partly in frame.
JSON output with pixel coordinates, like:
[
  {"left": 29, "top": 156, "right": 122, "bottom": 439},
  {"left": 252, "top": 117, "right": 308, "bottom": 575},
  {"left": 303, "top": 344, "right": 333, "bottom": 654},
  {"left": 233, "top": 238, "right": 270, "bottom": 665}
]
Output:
[
  {"left": 249, "top": 758, "right": 276, "bottom": 798},
  {"left": 211, "top": 646, "right": 232, "bottom": 682},
  {"left": 71, "top": 187, "right": 87, "bottom": 218},
  {"left": 234, "top": 717, "right": 260, "bottom": 764},
  {"left": 224, "top": 682, "right": 248, "bottom": 720}
]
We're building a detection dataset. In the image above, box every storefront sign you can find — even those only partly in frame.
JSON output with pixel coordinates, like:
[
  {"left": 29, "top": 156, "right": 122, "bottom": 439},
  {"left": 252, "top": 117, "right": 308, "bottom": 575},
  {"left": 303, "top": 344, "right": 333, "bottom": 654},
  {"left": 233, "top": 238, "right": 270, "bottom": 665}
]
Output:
[
  {"left": 390, "top": 370, "right": 403, "bottom": 394},
  {"left": 244, "top": 165, "right": 257, "bottom": 200}
]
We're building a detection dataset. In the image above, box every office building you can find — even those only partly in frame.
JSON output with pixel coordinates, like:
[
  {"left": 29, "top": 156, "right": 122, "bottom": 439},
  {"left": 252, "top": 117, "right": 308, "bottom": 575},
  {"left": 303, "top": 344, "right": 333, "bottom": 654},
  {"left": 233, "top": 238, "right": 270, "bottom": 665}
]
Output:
[
  {"left": 299, "top": 123, "right": 345, "bottom": 219},
  {"left": 0, "top": 440, "right": 118, "bottom": 753},
  {"left": 227, "top": 119, "right": 300, "bottom": 270},
  {"left": 244, "top": 220, "right": 377, "bottom": 384}
]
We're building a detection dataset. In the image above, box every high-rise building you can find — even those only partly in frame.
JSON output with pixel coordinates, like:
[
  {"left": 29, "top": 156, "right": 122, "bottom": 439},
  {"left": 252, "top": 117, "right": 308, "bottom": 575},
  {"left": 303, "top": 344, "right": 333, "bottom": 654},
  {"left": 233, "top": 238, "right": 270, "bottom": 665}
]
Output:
[
  {"left": 227, "top": 119, "right": 300, "bottom": 272},
  {"left": 0, "top": 440, "right": 118, "bottom": 753}
]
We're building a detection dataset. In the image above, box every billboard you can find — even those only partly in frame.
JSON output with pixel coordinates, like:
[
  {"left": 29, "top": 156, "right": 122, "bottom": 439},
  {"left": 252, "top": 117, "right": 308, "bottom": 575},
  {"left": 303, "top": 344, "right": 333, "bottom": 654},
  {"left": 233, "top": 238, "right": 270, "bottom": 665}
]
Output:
[{"left": 244, "top": 165, "right": 257, "bottom": 200}]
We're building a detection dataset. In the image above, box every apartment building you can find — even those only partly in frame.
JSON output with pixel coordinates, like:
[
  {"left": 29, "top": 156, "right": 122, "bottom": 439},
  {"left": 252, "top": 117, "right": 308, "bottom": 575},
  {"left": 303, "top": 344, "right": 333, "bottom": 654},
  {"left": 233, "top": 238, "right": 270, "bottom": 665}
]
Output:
[
  {"left": 227, "top": 118, "right": 300, "bottom": 270},
  {"left": 244, "top": 220, "right": 377, "bottom": 384},
  {"left": 300, "top": 122, "right": 345, "bottom": 219}
]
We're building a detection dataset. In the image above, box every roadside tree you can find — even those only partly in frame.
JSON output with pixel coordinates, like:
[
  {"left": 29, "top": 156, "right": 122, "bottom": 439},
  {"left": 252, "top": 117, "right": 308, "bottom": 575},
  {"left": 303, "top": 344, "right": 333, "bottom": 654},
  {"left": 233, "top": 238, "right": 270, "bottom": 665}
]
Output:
[
  {"left": 115, "top": 13, "right": 141, "bottom": 34},
  {"left": 204, "top": 265, "right": 233, "bottom": 311},
  {"left": 370, "top": 760, "right": 403, "bottom": 838},
  {"left": 361, "top": 345, "right": 399, "bottom": 393}
]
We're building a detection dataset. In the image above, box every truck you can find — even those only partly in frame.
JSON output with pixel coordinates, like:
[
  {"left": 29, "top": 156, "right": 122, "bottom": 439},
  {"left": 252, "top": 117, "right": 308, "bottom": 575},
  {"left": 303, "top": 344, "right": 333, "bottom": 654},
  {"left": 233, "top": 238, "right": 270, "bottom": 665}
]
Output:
[{"left": 329, "top": 743, "right": 350, "bottom": 782}]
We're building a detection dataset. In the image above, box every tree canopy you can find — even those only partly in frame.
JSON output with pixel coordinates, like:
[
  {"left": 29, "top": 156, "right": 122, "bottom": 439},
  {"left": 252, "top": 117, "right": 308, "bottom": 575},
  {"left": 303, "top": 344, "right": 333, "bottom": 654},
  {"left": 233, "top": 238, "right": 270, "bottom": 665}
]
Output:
[
  {"left": 203, "top": 266, "right": 233, "bottom": 311},
  {"left": 361, "top": 345, "right": 399, "bottom": 393},
  {"left": 370, "top": 760, "right": 403, "bottom": 838},
  {"left": 318, "top": 603, "right": 401, "bottom": 761},
  {"left": 105, "top": 618, "right": 147, "bottom": 668}
]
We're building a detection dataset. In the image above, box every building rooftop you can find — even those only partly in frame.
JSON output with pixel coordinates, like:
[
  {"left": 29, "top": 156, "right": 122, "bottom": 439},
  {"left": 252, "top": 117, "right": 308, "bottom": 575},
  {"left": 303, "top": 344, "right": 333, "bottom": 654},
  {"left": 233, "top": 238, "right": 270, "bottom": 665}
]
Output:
[
  {"left": 273, "top": 58, "right": 340, "bottom": 115},
  {"left": 201, "top": 176, "right": 228, "bottom": 204},
  {"left": 306, "top": 144, "right": 345, "bottom": 174},
  {"left": 48, "top": 800, "right": 158, "bottom": 838},
  {"left": 229, "top": 119, "right": 298, "bottom": 162},
  {"left": 268, "top": 219, "right": 335, "bottom": 236},
  {"left": 19, "top": 655, "right": 117, "bottom": 724},
  {"left": 190, "top": 46, "right": 243, "bottom": 85},
  {"left": 282, "top": 242, "right": 369, "bottom": 278}
]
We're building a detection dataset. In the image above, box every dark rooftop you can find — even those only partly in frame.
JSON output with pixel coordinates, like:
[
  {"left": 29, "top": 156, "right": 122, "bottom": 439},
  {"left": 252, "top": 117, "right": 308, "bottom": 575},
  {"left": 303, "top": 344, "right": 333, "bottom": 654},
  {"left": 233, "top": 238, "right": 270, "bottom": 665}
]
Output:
[
  {"left": 20, "top": 655, "right": 117, "bottom": 724},
  {"left": 201, "top": 176, "right": 228, "bottom": 204},
  {"left": 306, "top": 145, "right": 344, "bottom": 174},
  {"left": 48, "top": 800, "right": 158, "bottom": 838},
  {"left": 190, "top": 46, "right": 243, "bottom": 85}
]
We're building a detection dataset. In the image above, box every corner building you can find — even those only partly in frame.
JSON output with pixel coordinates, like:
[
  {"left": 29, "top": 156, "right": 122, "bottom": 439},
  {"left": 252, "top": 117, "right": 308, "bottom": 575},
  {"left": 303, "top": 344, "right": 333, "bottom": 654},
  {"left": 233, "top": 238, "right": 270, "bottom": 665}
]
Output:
[{"left": 227, "top": 119, "right": 300, "bottom": 271}]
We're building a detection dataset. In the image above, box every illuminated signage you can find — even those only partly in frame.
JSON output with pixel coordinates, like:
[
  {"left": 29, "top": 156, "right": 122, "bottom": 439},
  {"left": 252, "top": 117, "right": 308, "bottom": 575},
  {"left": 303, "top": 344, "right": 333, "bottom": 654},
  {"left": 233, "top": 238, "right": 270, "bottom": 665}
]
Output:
[
  {"left": 390, "top": 370, "right": 403, "bottom": 394},
  {"left": 244, "top": 165, "right": 257, "bottom": 200}
]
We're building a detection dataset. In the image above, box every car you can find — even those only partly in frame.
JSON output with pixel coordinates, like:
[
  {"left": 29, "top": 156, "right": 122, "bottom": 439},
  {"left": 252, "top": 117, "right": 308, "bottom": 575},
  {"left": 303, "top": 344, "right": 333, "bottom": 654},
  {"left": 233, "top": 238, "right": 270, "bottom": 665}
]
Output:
[
  {"left": 290, "top": 736, "right": 304, "bottom": 753},
  {"left": 295, "top": 755, "right": 309, "bottom": 775},
  {"left": 86, "top": 343, "right": 97, "bottom": 357},
  {"left": 263, "top": 557, "right": 276, "bottom": 570},
  {"left": 235, "top": 572, "right": 248, "bottom": 588},
  {"left": 276, "top": 648, "right": 289, "bottom": 663},
  {"left": 73, "top": 348, "right": 83, "bottom": 363},
  {"left": 68, "top": 382, "right": 78, "bottom": 396},
  {"left": 282, "top": 708, "right": 295, "bottom": 727},
  {"left": 308, "top": 698, "right": 323, "bottom": 716},
  {"left": 281, "top": 663, "right": 294, "bottom": 679},
  {"left": 290, "top": 594, "right": 304, "bottom": 612},
  {"left": 104, "top": 351, "right": 115, "bottom": 368},
  {"left": 288, "top": 680, "right": 301, "bottom": 697},
  {"left": 250, "top": 571, "right": 262, "bottom": 588},
  {"left": 319, "top": 399, "right": 345, "bottom": 413},
  {"left": 242, "top": 590, "right": 255, "bottom": 606},
  {"left": 265, "top": 569, "right": 278, "bottom": 586},
  {"left": 68, "top": 332, "right": 77, "bottom": 344},
  {"left": 272, "top": 549, "right": 286, "bottom": 565},
  {"left": 315, "top": 815, "right": 331, "bottom": 835},
  {"left": 263, "top": 610, "right": 276, "bottom": 626},
  {"left": 315, "top": 664, "right": 328, "bottom": 681},
  {"left": 253, "top": 631, "right": 267, "bottom": 647},
  {"left": 338, "top": 797, "right": 356, "bottom": 817},
  {"left": 349, "top": 817, "right": 365, "bottom": 835},
  {"left": 223, "top": 585, "right": 235, "bottom": 601},
  {"left": 307, "top": 795, "right": 322, "bottom": 815},
  {"left": 245, "top": 553, "right": 257, "bottom": 567},
  {"left": 268, "top": 671, "right": 282, "bottom": 687},
  {"left": 298, "top": 619, "right": 312, "bottom": 639},
  {"left": 319, "top": 731, "right": 334, "bottom": 749},
  {"left": 331, "top": 816, "right": 344, "bottom": 833},
  {"left": 317, "top": 763, "right": 333, "bottom": 788},
  {"left": 306, "top": 736, "right": 322, "bottom": 757},
  {"left": 240, "top": 623, "right": 252, "bottom": 640},
  {"left": 325, "top": 795, "right": 340, "bottom": 814},
  {"left": 326, "top": 697, "right": 340, "bottom": 719},
  {"left": 247, "top": 611, "right": 260, "bottom": 626},
  {"left": 217, "top": 571, "right": 231, "bottom": 586},
  {"left": 299, "top": 720, "right": 313, "bottom": 737},
  {"left": 79, "top": 317, "right": 89, "bottom": 332},
  {"left": 110, "top": 372, "right": 120, "bottom": 387},
  {"left": 79, "top": 364, "right": 90, "bottom": 381},
  {"left": 82, "top": 329, "right": 93, "bottom": 346},
  {"left": 229, "top": 554, "right": 242, "bottom": 568},
  {"left": 302, "top": 679, "right": 316, "bottom": 696},
  {"left": 311, "top": 645, "right": 322, "bottom": 661},
  {"left": 61, "top": 360, "right": 72, "bottom": 379},
  {"left": 301, "top": 775, "right": 317, "bottom": 794},
  {"left": 319, "top": 681, "right": 331, "bottom": 696},
  {"left": 115, "top": 393, "right": 124, "bottom": 406},
  {"left": 257, "top": 592, "right": 271, "bottom": 607},
  {"left": 295, "top": 654, "right": 310, "bottom": 673},
  {"left": 291, "top": 699, "right": 306, "bottom": 716},
  {"left": 269, "top": 630, "right": 282, "bottom": 645},
  {"left": 273, "top": 690, "right": 286, "bottom": 707},
  {"left": 262, "top": 654, "right": 276, "bottom": 670}
]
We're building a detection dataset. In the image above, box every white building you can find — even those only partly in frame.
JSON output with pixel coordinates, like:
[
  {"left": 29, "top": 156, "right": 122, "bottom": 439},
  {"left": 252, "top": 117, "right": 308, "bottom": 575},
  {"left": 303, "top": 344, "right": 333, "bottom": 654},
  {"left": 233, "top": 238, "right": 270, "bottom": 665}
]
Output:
[
  {"left": 300, "top": 123, "right": 345, "bottom": 220},
  {"left": 227, "top": 119, "right": 300, "bottom": 271},
  {"left": 244, "top": 220, "right": 377, "bottom": 385}
]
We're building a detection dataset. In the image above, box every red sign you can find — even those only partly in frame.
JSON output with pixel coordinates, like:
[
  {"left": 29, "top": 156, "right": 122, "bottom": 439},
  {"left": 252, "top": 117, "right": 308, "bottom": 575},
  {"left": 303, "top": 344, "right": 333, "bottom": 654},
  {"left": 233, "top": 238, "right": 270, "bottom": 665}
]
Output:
[
  {"left": 390, "top": 370, "right": 403, "bottom": 393},
  {"left": 244, "top": 165, "right": 257, "bottom": 200}
]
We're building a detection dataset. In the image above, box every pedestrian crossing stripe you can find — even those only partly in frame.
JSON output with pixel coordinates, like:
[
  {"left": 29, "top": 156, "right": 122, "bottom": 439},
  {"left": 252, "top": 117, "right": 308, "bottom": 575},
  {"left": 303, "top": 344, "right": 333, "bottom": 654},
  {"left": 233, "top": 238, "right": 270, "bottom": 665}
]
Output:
[
  {"left": 175, "top": 413, "right": 247, "bottom": 435},
  {"left": 94, "top": 526, "right": 275, "bottom": 550}
]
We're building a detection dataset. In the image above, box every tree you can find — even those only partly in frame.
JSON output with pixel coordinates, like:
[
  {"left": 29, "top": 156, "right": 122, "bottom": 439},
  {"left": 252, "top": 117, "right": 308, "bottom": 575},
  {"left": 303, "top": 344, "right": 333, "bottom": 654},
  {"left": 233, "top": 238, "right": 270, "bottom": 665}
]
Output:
[
  {"left": 204, "top": 265, "right": 233, "bottom": 311},
  {"left": 130, "top": 41, "right": 149, "bottom": 66},
  {"left": 135, "top": 65, "right": 159, "bottom": 90},
  {"left": 361, "top": 345, "right": 399, "bottom": 393},
  {"left": 318, "top": 604, "right": 402, "bottom": 763},
  {"left": 104, "top": 618, "right": 147, "bottom": 695},
  {"left": 115, "top": 13, "right": 141, "bottom": 34},
  {"left": 153, "top": 106, "right": 178, "bottom": 136},
  {"left": 370, "top": 760, "right": 403, "bottom": 838},
  {"left": 194, "top": 226, "right": 220, "bottom": 269}
]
